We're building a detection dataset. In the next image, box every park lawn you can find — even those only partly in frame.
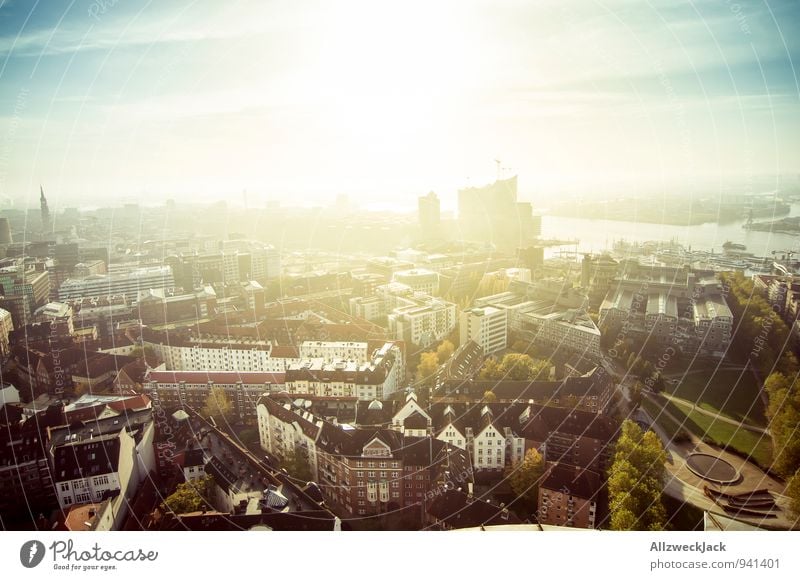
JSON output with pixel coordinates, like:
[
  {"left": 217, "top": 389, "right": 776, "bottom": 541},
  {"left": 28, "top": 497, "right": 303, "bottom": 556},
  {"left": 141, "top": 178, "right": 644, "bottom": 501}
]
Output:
[
  {"left": 641, "top": 398, "right": 685, "bottom": 440},
  {"left": 667, "top": 368, "right": 767, "bottom": 428},
  {"left": 666, "top": 399, "right": 773, "bottom": 469}
]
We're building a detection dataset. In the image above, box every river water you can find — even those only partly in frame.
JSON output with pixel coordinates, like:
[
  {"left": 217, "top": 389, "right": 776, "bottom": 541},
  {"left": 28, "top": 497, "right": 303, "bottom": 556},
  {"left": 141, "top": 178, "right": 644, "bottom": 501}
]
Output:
[{"left": 541, "top": 204, "right": 800, "bottom": 258}]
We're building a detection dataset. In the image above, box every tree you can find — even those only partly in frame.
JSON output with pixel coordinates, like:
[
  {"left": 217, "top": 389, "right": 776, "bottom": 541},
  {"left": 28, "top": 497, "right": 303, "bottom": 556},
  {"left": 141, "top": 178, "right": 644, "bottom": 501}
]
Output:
[
  {"left": 786, "top": 469, "right": 800, "bottom": 525},
  {"left": 482, "top": 390, "right": 497, "bottom": 403},
  {"left": 202, "top": 386, "right": 233, "bottom": 422},
  {"left": 479, "top": 353, "right": 552, "bottom": 381},
  {"left": 508, "top": 448, "right": 545, "bottom": 513},
  {"left": 607, "top": 420, "right": 667, "bottom": 530},
  {"left": 416, "top": 352, "right": 440, "bottom": 387},
  {"left": 283, "top": 448, "right": 314, "bottom": 483},
  {"left": 436, "top": 340, "right": 455, "bottom": 364},
  {"left": 162, "top": 475, "right": 214, "bottom": 514},
  {"left": 764, "top": 372, "right": 800, "bottom": 477}
]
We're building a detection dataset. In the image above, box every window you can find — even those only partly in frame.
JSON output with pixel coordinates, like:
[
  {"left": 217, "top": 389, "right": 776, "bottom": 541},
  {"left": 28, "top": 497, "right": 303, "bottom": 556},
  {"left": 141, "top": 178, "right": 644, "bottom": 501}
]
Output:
[{"left": 60, "top": 482, "right": 69, "bottom": 492}]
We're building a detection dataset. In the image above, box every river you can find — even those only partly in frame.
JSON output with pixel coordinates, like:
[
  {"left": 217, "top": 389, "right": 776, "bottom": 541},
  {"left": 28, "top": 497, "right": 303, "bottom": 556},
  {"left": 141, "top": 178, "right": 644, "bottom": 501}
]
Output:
[{"left": 541, "top": 204, "right": 800, "bottom": 258}]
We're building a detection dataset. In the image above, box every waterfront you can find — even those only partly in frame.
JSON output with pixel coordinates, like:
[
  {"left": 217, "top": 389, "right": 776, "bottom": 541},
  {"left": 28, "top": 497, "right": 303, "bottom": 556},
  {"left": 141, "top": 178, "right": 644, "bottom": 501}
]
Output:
[{"left": 542, "top": 204, "right": 800, "bottom": 258}]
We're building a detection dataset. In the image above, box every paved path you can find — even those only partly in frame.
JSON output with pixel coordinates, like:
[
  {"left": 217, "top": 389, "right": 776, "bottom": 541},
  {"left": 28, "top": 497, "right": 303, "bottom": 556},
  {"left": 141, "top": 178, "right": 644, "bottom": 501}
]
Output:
[{"left": 658, "top": 392, "right": 770, "bottom": 435}]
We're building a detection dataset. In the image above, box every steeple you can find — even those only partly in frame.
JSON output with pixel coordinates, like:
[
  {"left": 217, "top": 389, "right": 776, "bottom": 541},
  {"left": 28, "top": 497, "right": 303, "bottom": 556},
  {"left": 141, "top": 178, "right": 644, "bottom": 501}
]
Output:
[{"left": 40, "top": 185, "right": 51, "bottom": 232}]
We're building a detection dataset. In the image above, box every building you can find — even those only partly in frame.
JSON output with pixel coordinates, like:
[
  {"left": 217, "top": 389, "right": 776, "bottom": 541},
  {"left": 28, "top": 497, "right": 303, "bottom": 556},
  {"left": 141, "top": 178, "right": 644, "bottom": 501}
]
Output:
[
  {"left": 392, "top": 268, "right": 439, "bottom": 296},
  {"left": 49, "top": 409, "right": 155, "bottom": 524},
  {"left": 285, "top": 342, "right": 403, "bottom": 400},
  {"left": 418, "top": 191, "right": 441, "bottom": 241},
  {"left": 388, "top": 294, "right": 457, "bottom": 347},
  {"left": 457, "top": 175, "right": 539, "bottom": 248},
  {"left": 599, "top": 264, "right": 732, "bottom": 356},
  {"left": 0, "top": 404, "right": 62, "bottom": 527},
  {"left": 34, "top": 301, "right": 74, "bottom": 334},
  {"left": 256, "top": 394, "right": 471, "bottom": 522},
  {"left": 460, "top": 306, "right": 508, "bottom": 355},
  {"left": 474, "top": 280, "right": 600, "bottom": 360},
  {"left": 537, "top": 463, "right": 602, "bottom": 529},
  {"left": 145, "top": 370, "right": 286, "bottom": 421},
  {"left": 0, "top": 307, "right": 13, "bottom": 358},
  {"left": 58, "top": 266, "right": 175, "bottom": 300},
  {"left": 0, "top": 263, "right": 51, "bottom": 328},
  {"left": 136, "top": 286, "right": 216, "bottom": 326}
]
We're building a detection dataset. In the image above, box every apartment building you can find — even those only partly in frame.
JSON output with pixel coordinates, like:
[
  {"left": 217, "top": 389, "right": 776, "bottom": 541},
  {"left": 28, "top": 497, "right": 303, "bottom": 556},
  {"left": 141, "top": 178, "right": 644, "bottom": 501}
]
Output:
[{"left": 460, "top": 306, "right": 508, "bottom": 355}]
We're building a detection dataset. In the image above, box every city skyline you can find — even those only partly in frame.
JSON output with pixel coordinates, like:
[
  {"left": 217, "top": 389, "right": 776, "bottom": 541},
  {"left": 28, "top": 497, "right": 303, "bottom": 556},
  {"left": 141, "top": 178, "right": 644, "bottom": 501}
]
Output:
[{"left": 0, "top": 0, "right": 798, "bottom": 211}]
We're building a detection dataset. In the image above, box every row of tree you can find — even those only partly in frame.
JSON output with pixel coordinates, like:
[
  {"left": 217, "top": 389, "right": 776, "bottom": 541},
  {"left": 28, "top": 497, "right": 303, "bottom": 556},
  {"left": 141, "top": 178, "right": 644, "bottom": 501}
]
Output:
[
  {"left": 478, "top": 353, "right": 552, "bottom": 381},
  {"left": 719, "top": 271, "right": 799, "bottom": 377},
  {"left": 763, "top": 372, "right": 800, "bottom": 520},
  {"left": 607, "top": 420, "right": 668, "bottom": 530},
  {"left": 415, "top": 340, "right": 456, "bottom": 387}
]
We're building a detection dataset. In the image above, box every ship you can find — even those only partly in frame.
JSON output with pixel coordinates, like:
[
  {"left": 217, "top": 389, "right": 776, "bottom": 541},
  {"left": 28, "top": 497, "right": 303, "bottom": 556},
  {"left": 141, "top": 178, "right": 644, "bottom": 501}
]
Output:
[{"left": 723, "top": 241, "right": 747, "bottom": 251}]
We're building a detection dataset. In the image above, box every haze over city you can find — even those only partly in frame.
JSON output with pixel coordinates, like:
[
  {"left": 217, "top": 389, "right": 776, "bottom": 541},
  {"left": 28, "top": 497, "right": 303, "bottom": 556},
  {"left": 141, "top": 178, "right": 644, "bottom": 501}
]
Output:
[{"left": 1, "top": 0, "right": 799, "bottom": 211}]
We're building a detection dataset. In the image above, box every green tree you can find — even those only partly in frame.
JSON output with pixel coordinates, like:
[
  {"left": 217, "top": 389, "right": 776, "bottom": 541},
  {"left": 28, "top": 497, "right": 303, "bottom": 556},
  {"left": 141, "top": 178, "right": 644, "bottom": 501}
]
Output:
[
  {"left": 283, "top": 448, "right": 314, "bottom": 483},
  {"left": 479, "top": 353, "right": 552, "bottom": 381},
  {"left": 436, "top": 340, "right": 455, "bottom": 364},
  {"left": 607, "top": 420, "right": 667, "bottom": 530},
  {"left": 202, "top": 386, "right": 233, "bottom": 421},
  {"left": 482, "top": 390, "right": 497, "bottom": 403},
  {"left": 508, "top": 448, "right": 545, "bottom": 513},
  {"left": 416, "top": 351, "right": 440, "bottom": 387},
  {"left": 162, "top": 475, "right": 214, "bottom": 514},
  {"left": 764, "top": 372, "right": 800, "bottom": 477},
  {"left": 786, "top": 469, "right": 800, "bottom": 525}
]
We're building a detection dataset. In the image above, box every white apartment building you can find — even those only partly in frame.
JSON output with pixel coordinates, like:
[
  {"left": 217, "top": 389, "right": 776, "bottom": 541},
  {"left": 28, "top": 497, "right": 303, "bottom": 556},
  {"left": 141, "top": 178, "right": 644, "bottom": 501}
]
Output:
[
  {"left": 388, "top": 298, "right": 457, "bottom": 347},
  {"left": 460, "top": 306, "right": 508, "bottom": 355},
  {"left": 392, "top": 269, "right": 440, "bottom": 296},
  {"left": 299, "top": 341, "right": 370, "bottom": 363},
  {"left": 58, "top": 266, "right": 175, "bottom": 300}
]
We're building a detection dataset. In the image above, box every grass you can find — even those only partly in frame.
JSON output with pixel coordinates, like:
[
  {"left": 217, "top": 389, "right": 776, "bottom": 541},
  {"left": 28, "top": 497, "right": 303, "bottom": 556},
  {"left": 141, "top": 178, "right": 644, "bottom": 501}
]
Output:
[
  {"left": 642, "top": 395, "right": 773, "bottom": 469},
  {"left": 665, "top": 398, "right": 773, "bottom": 469},
  {"left": 641, "top": 398, "right": 685, "bottom": 440},
  {"left": 666, "top": 367, "right": 767, "bottom": 428}
]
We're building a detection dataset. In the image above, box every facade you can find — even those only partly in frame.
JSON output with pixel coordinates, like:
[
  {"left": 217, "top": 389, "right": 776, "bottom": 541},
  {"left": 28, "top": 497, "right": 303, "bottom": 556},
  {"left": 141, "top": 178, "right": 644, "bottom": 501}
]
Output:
[
  {"left": 0, "top": 307, "right": 13, "bottom": 358},
  {"left": 58, "top": 266, "right": 175, "bottom": 300},
  {"left": 457, "top": 175, "right": 539, "bottom": 249},
  {"left": 389, "top": 296, "right": 457, "bottom": 346},
  {"left": 145, "top": 370, "right": 286, "bottom": 421},
  {"left": 460, "top": 306, "right": 508, "bottom": 355},
  {"left": 537, "top": 463, "right": 601, "bottom": 529},
  {"left": 418, "top": 191, "right": 441, "bottom": 241},
  {"left": 257, "top": 394, "right": 471, "bottom": 521},
  {"left": 285, "top": 342, "right": 403, "bottom": 401},
  {"left": 0, "top": 264, "right": 51, "bottom": 328},
  {"left": 392, "top": 269, "right": 440, "bottom": 296},
  {"left": 474, "top": 281, "right": 600, "bottom": 360},
  {"left": 599, "top": 265, "right": 733, "bottom": 356},
  {"left": 49, "top": 409, "right": 155, "bottom": 513}
]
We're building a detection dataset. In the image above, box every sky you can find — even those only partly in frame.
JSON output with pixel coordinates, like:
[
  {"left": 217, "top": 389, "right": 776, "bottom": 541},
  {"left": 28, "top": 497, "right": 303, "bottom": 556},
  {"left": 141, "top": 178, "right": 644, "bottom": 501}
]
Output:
[{"left": 0, "top": 0, "right": 798, "bottom": 211}]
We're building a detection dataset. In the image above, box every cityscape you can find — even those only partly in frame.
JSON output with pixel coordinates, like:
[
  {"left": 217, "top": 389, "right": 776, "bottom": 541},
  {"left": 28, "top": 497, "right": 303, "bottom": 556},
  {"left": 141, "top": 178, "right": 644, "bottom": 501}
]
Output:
[{"left": 0, "top": 0, "right": 799, "bottom": 555}]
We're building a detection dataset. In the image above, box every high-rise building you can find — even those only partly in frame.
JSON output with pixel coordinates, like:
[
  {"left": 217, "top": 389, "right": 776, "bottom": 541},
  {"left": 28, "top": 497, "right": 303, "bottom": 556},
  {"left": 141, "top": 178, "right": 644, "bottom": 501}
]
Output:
[
  {"left": 39, "top": 185, "right": 51, "bottom": 233},
  {"left": 458, "top": 175, "right": 538, "bottom": 248},
  {"left": 418, "top": 191, "right": 441, "bottom": 240}
]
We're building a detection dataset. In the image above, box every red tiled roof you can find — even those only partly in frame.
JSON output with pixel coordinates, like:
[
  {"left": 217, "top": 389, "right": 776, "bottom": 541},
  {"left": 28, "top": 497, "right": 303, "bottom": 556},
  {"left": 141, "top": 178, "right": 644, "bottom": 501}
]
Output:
[{"left": 107, "top": 394, "right": 151, "bottom": 412}]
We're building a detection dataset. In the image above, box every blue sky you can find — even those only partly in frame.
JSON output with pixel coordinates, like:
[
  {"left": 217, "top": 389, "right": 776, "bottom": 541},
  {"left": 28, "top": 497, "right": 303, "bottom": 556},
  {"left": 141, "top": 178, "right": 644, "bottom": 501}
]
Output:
[{"left": 0, "top": 0, "right": 798, "bottom": 210}]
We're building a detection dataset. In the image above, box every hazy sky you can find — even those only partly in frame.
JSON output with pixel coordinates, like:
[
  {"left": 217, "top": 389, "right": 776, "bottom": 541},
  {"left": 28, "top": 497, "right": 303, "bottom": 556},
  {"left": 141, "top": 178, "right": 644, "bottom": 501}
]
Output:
[{"left": 0, "top": 0, "right": 798, "bottom": 210}]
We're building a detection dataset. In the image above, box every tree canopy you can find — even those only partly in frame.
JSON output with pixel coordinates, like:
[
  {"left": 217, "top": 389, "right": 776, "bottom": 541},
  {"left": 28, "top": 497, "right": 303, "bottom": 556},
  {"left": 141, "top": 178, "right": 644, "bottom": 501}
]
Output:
[
  {"left": 162, "top": 475, "right": 215, "bottom": 514},
  {"left": 479, "top": 353, "right": 552, "bottom": 381},
  {"left": 764, "top": 372, "right": 800, "bottom": 477},
  {"left": 416, "top": 351, "right": 440, "bottom": 387},
  {"left": 607, "top": 420, "right": 667, "bottom": 530},
  {"left": 202, "top": 386, "right": 233, "bottom": 422},
  {"left": 436, "top": 340, "right": 455, "bottom": 364},
  {"left": 508, "top": 448, "right": 545, "bottom": 514}
]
